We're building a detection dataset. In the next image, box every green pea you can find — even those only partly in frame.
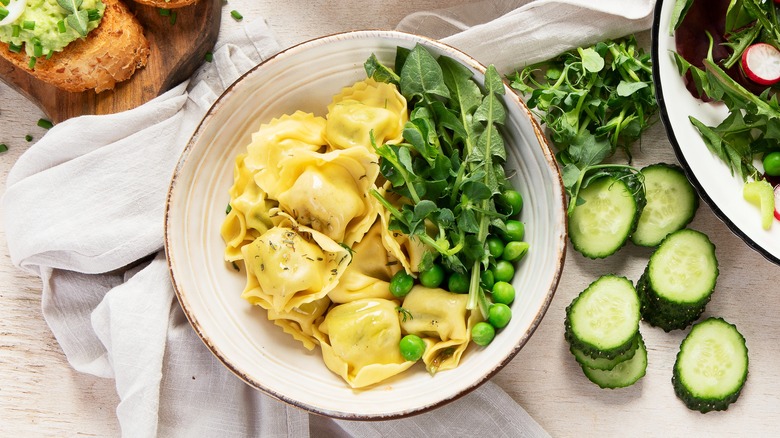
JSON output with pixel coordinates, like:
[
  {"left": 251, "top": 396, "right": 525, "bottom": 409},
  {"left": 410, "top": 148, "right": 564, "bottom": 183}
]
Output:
[
  {"left": 502, "top": 189, "right": 524, "bottom": 216},
  {"left": 471, "top": 322, "right": 496, "bottom": 346},
  {"left": 492, "top": 281, "right": 515, "bottom": 305},
  {"left": 488, "top": 303, "right": 512, "bottom": 329},
  {"left": 390, "top": 270, "right": 414, "bottom": 298},
  {"left": 399, "top": 334, "right": 426, "bottom": 361},
  {"left": 492, "top": 260, "right": 515, "bottom": 283},
  {"left": 764, "top": 151, "right": 780, "bottom": 176},
  {"left": 502, "top": 220, "right": 525, "bottom": 242},
  {"left": 419, "top": 264, "right": 445, "bottom": 288},
  {"left": 486, "top": 236, "right": 505, "bottom": 259},
  {"left": 448, "top": 272, "right": 470, "bottom": 294},
  {"left": 480, "top": 269, "right": 495, "bottom": 290},
  {"left": 502, "top": 241, "right": 529, "bottom": 262}
]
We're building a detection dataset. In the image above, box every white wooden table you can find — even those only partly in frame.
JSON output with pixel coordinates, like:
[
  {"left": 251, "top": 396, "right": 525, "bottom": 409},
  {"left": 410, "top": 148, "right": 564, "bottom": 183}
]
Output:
[{"left": 2, "top": 1, "right": 778, "bottom": 436}]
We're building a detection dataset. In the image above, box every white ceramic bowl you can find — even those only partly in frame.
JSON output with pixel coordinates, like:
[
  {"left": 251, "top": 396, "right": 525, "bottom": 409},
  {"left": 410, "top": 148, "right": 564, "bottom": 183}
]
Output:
[
  {"left": 164, "top": 30, "right": 567, "bottom": 419},
  {"left": 653, "top": 0, "right": 780, "bottom": 264}
]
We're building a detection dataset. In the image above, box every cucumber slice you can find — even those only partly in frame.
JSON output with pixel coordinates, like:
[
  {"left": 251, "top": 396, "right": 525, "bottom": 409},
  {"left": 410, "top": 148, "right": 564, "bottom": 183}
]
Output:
[
  {"left": 582, "top": 334, "right": 647, "bottom": 389},
  {"left": 647, "top": 229, "right": 718, "bottom": 310},
  {"left": 570, "top": 333, "right": 640, "bottom": 371},
  {"left": 568, "top": 176, "right": 639, "bottom": 259},
  {"left": 637, "top": 269, "right": 707, "bottom": 332},
  {"left": 631, "top": 164, "right": 699, "bottom": 247},
  {"left": 673, "top": 318, "right": 748, "bottom": 413},
  {"left": 565, "top": 275, "right": 641, "bottom": 359}
]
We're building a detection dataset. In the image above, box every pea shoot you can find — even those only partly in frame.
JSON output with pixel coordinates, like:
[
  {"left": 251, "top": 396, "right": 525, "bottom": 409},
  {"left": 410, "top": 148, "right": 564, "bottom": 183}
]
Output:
[{"left": 510, "top": 36, "right": 655, "bottom": 216}]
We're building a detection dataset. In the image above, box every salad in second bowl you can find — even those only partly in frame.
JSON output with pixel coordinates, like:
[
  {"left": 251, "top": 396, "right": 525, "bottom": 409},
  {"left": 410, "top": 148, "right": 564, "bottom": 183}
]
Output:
[{"left": 654, "top": 0, "right": 780, "bottom": 263}]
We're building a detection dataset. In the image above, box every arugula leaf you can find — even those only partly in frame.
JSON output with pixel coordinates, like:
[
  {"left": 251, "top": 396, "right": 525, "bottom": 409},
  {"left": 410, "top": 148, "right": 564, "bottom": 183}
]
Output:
[
  {"left": 400, "top": 44, "right": 451, "bottom": 103},
  {"left": 66, "top": 9, "right": 89, "bottom": 36},
  {"left": 364, "top": 54, "right": 400, "bottom": 86},
  {"left": 670, "top": 0, "right": 694, "bottom": 34},
  {"left": 57, "top": 0, "right": 82, "bottom": 13},
  {"left": 57, "top": 0, "right": 88, "bottom": 36},
  {"left": 367, "top": 46, "right": 510, "bottom": 319}
]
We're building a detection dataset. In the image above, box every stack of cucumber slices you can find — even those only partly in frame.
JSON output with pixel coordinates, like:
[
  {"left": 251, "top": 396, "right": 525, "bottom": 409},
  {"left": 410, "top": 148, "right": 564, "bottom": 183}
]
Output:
[
  {"left": 565, "top": 276, "right": 646, "bottom": 389},
  {"left": 564, "top": 162, "right": 749, "bottom": 412}
]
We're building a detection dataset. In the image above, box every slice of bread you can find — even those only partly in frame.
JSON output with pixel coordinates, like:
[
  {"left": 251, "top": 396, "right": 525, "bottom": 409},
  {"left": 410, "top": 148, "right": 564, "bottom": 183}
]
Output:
[
  {"left": 0, "top": 0, "right": 150, "bottom": 93},
  {"left": 131, "top": 0, "right": 199, "bottom": 8}
]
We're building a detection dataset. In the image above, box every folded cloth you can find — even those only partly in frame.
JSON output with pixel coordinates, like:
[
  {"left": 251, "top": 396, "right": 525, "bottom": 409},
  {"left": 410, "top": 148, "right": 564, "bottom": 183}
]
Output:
[
  {"left": 397, "top": 0, "right": 655, "bottom": 72},
  {"left": 3, "top": 1, "right": 654, "bottom": 436}
]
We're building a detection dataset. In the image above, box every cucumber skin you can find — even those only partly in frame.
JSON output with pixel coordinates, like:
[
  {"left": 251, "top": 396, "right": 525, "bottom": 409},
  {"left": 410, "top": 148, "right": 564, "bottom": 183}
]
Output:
[
  {"left": 637, "top": 270, "right": 708, "bottom": 332},
  {"left": 630, "top": 163, "right": 699, "bottom": 248},
  {"left": 564, "top": 275, "right": 640, "bottom": 359},
  {"left": 672, "top": 318, "right": 748, "bottom": 413},
  {"left": 570, "top": 333, "right": 640, "bottom": 371},
  {"left": 569, "top": 174, "right": 646, "bottom": 259},
  {"left": 637, "top": 229, "right": 718, "bottom": 331},
  {"left": 581, "top": 335, "right": 647, "bottom": 389}
]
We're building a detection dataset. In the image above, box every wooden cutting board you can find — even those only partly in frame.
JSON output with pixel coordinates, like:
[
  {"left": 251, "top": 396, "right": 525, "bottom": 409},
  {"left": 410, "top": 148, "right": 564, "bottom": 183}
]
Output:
[{"left": 0, "top": 0, "right": 222, "bottom": 123}]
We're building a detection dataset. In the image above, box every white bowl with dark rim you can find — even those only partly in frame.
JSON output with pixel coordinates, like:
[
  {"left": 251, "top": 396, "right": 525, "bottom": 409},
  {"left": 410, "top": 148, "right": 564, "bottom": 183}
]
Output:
[
  {"left": 164, "top": 30, "right": 567, "bottom": 419},
  {"left": 653, "top": 0, "right": 780, "bottom": 264}
]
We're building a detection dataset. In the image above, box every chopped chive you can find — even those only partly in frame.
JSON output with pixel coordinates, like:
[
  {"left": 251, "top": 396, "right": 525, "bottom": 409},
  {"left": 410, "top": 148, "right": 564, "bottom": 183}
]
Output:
[
  {"left": 169, "top": 11, "right": 177, "bottom": 25},
  {"left": 87, "top": 9, "right": 100, "bottom": 21},
  {"left": 204, "top": 51, "right": 213, "bottom": 62},
  {"left": 231, "top": 261, "right": 240, "bottom": 271},
  {"left": 230, "top": 10, "right": 243, "bottom": 21},
  {"left": 226, "top": 203, "right": 232, "bottom": 214},
  {"left": 33, "top": 43, "right": 42, "bottom": 57},
  {"left": 0, "top": 144, "right": 7, "bottom": 153},
  {"left": 57, "top": 20, "right": 66, "bottom": 33},
  {"left": 46, "top": 50, "right": 53, "bottom": 59},
  {"left": 158, "top": 7, "right": 170, "bottom": 16},
  {"left": 37, "top": 118, "right": 54, "bottom": 129},
  {"left": 0, "top": 0, "right": 9, "bottom": 6},
  {"left": 22, "top": 20, "right": 35, "bottom": 30},
  {"left": 0, "top": 7, "right": 8, "bottom": 20},
  {"left": 25, "top": 134, "right": 33, "bottom": 142},
  {"left": 12, "top": 24, "right": 20, "bottom": 37},
  {"left": 8, "top": 42, "right": 22, "bottom": 53}
]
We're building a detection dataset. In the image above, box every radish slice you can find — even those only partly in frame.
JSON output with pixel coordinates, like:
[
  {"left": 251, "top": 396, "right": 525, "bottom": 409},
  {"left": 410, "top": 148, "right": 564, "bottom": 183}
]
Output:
[
  {"left": 742, "top": 43, "right": 780, "bottom": 86},
  {"left": 774, "top": 184, "right": 780, "bottom": 222},
  {"left": 0, "top": 0, "right": 26, "bottom": 27}
]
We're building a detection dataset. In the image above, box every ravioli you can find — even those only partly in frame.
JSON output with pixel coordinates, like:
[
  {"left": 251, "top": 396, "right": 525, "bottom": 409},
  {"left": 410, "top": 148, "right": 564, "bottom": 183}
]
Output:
[
  {"left": 376, "top": 183, "right": 433, "bottom": 273},
  {"left": 325, "top": 78, "right": 407, "bottom": 150},
  {"left": 240, "top": 223, "right": 351, "bottom": 313},
  {"left": 327, "top": 220, "right": 401, "bottom": 303},
  {"left": 266, "top": 296, "right": 331, "bottom": 351},
  {"left": 221, "top": 153, "right": 276, "bottom": 261},
  {"left": 275, "top": 146, "right": 380, "bottom": 246},
  {"left": 243, "top": 111, "right": 327, "bottom": 199},
  {"left": 400, "top": 286, "right": 482, "bottom": 374},
  {"left": 315, "top": 298, "right": 414, "bottom": 388}
]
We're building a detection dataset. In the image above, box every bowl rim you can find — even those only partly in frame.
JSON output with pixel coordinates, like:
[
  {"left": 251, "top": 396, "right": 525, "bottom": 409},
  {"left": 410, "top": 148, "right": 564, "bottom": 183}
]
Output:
[
  {"left": 651, "top": 0, "right": 780, "bottom": 266},
  {"left": 163, "top": 29, "right": 567, "bottom": 419}
]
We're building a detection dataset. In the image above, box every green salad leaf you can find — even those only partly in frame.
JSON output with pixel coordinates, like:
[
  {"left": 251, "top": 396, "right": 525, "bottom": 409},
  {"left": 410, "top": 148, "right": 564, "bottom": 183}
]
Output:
[
  {"left": 510, "top": 36, "right": 656, "bottom": 215},
  {"left": 366, "top": 44, "right": 511, "bottom": 317}
]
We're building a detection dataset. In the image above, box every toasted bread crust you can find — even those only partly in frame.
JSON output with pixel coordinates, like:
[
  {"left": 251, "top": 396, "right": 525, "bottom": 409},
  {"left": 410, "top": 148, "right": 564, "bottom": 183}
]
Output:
[
  {"left": 132, "top": 0, "right": 198, "bottom": 9},
  {"left": 0, "top": 0, "right": 150, "bottom": 93}
]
